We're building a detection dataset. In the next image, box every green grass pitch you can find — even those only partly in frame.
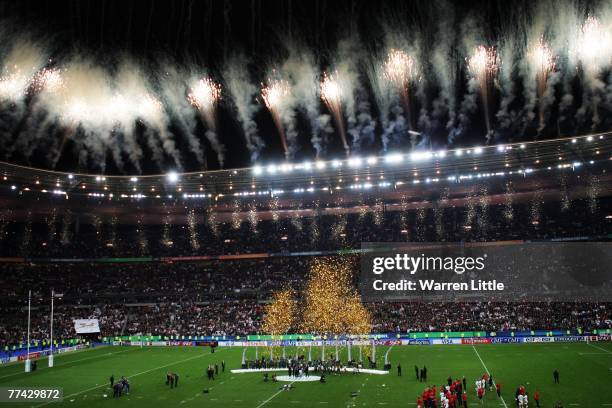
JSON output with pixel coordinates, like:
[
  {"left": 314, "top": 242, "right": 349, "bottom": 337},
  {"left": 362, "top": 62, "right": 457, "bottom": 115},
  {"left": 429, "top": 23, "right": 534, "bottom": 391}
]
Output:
[{"left": 0, "top": 342, "right": 611, "bottom": 407}]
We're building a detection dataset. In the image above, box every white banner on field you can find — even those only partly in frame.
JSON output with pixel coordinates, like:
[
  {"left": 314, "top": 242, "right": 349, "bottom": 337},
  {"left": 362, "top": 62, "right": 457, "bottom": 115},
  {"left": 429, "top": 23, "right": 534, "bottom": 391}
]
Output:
[{"left": 73, "top": 319, "right": 100, "bottom": 334}]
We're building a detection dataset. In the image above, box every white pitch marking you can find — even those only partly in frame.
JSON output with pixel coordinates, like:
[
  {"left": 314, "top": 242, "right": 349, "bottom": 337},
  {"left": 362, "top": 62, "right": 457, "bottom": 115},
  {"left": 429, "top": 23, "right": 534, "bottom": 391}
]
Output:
[
  {"left": 0, "top": 348, "right": 135, "bottom": 380},
  {"left": 256, "top": 381, "right": 297, "bottom": 408},
  {"left": 587, "top": 343, "right": 612, "bottom": 355},
  {"left": 471, "top": 345, "right": 508, "bottom": 408},
  {"left": 36, "top": 349, "right": 224, "bottom": 407}
]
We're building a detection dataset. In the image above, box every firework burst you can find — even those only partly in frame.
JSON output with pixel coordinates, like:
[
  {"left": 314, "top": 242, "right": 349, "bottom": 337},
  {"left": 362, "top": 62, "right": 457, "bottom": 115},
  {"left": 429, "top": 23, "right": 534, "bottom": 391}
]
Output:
[
  {"left": 31, "top": 67, "right": 64, "bottom": 94},
  {"left": 527, "top": 38, "right": 556, "bottom": 127},
  {"left": 383, "top": 49, "right": 419, "bottom": 128},
  {"left": 467, "top": 45, "right": 499, "bottom": 137},
  {"left": 0, "top": 69, "right": 31, "bottom": 101},
  {"left": 528, "top": 38, "right": 556, "bottom": 92},
  {"left": 320, "top": 71, "right": 349, "bottom": 154},
  {"left": 261, "top": 77, "right": 291, "bottom": 157},
  {"left": 573, "top": 16, "right": 612, "bottom": 74},
  {"left": 188, "top": 76, "right": 222, "bottom": 128},
  {"left": 0, "top": 42, "right": 47, "bottom": 102}
]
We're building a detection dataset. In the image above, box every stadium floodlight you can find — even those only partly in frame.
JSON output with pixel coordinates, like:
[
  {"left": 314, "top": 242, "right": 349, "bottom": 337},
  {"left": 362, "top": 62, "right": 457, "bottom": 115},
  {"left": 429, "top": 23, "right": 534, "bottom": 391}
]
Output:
[
  {"left": 166, "top": 171, "right": 179, "bottom": 183},
  {"left": 474, "top": 147, "right": 483, "bottom": 154},
  {"left": 455, "top": 149, "right": 463, "bottom": 156},
  {"left": 68, "top": 174, "right": 74, "bottom": 179},
  {"left": 266, "top": 164, "right": 277, "bottom": 174},
  {"left": 587, "top": 136, "right": 593, "bottom": 141},
  {"left": 436, "top": 150, "right": 447, "bottom": 158},
  {"left": 520, "top": 144, "right": 526, "bottom": 149},
  {"left": 332, "top": 160, "right": 342, "bottom": 168},
  {"left": 348, "top": 157, "right": 362, "bottom": 168},
  {"left": 572, "top": 139, "right": 577, "bottom": 144},
  {"left": 302, "top": 161, "right": 313, "bottom": 171},
  {"left": 280, "top": 163, "right": 293, "bottom": 173},
  {"left": 384, "top": 153, "right": 403, "bottom": 164},
  {"left": 253, "top": 165, "right": 263, "bottom": 175},
  {"left": 497, "top": 145, "right": 506, "bottom": 152},
  {"left": 130, "top": 177, "right": 138, "bottom": 182},
  {"left": 315, "top": 161, "right": 326, "bottom": 170},
  {"left": 367, "top": 156, "right": 378, "bottom": 165},
  {"left": 410, "top": 151, "right": 433, "bottom": 162}
]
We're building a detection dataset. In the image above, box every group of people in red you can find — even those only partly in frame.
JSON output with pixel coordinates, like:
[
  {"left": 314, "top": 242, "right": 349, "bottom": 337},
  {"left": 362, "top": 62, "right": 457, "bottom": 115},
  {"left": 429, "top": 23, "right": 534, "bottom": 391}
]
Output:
[
  {"left": 416, "top": 373, "right": 543, "bottom": 408},
  {"left": 416, "top": 375, "right": 470, "bottom": 408},
  {"left": 515, "top": 384, "right": 542, "bottom": 408}
]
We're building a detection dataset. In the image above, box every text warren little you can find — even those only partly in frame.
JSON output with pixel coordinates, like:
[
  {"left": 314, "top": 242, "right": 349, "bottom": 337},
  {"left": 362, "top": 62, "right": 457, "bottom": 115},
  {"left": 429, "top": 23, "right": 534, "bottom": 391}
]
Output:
[{"left": 372, "top": 279, "right": 505, "bottom": 291}]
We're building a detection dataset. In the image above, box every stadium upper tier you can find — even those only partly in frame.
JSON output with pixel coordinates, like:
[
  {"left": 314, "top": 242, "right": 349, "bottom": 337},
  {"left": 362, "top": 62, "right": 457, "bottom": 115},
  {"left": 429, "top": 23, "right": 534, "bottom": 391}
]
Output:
[{"left": 0, "top": 133, "right": 611, "bottom": 220}]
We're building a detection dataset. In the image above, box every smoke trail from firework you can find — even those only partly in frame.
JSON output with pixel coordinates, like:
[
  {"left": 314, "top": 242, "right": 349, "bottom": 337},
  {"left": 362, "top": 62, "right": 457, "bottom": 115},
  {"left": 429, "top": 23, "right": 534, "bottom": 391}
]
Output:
[
  {"left": 367, "top": 56, "right": 394, "bottom": 151},
  {"left": 188, "top": 75, "right": 225, "bottom": 166},
  {"left": 320, "top": 71, "right": 350, "bottom": 155},
  {"left": 430, "top": 1, "right": 458, "bottom": 142},
  {"left": 494, "top": 22, "right": 520, "bottom": 139},
  {"left": 261, "top": 76, "right": 294, "bottom": 159},
  {"left": 158, "top": 65, "right": 206, "bottom": 170},
  {"left": 224, "top": 56, "right": 264, "bottom": 162},
  {"left": 113, "top": 61, "right": 163, "bottom": 172},
  {"left": 467, "top": 45, "right": 499, "bottom": 141},
  {"left": 281, "top": 47, "right": 333, "bottom": 158},
  {"left": 335, "top": 38, "right": 376, "bottom": 151}
]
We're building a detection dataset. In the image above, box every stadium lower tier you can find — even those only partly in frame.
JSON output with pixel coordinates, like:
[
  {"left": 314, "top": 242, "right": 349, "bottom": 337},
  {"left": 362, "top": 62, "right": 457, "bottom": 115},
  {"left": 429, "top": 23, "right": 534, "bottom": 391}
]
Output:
[{"left": 1, "top": 301, "right": 609, "bottom": 348}]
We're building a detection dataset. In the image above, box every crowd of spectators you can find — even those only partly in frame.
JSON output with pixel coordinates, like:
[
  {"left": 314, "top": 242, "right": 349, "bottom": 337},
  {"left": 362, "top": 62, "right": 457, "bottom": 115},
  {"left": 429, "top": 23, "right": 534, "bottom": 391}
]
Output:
[
  {"left": 1, "top": 300, "right": 609, "bottom": 347},
  {"left": 0, "top": 197, "right": 609, "bottom": 258},
  {"left": 0, "top": 197, "right": 610, "bottom": 347}
]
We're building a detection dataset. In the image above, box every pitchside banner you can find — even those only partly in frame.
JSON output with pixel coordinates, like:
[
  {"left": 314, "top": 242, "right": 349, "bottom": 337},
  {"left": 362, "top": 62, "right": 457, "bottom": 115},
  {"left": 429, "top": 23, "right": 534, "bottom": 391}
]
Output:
[
  {"left": 73, "top": 319, "right": 100, "bottom": 334},
  {"left": 359, "top": 242, "right": 612, "bottom": 302}
]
